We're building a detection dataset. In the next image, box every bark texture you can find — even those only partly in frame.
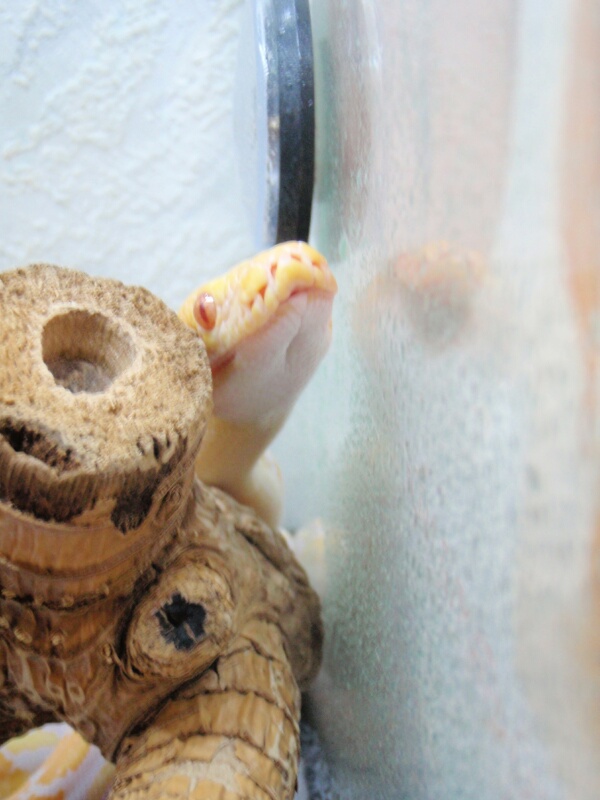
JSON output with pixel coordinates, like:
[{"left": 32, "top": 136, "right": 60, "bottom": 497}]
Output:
[{"left": 0, "top": 265, "right": 322, "bottom": 800}]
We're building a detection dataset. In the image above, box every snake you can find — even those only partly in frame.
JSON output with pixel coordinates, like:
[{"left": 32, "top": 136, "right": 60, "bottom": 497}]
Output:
[
  {"left": 180, "top": 240, "right": 337, "bottom": 528},
  {"left": 0, "top": 241, "right": 337, "bottom": 799}
]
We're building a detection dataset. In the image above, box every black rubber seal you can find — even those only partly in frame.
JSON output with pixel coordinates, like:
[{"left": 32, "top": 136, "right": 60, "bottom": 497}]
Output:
[{"left": 273, "top": 0, "right": 315, "bottom": 243}]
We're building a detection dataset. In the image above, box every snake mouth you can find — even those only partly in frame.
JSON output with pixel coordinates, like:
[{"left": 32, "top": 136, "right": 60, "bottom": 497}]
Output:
[{"left": 209, "top": 350, "right": 237, "bottom": 377}]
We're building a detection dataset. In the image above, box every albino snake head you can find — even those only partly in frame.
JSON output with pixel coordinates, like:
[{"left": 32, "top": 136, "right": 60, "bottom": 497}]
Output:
[{"left": 179, "top": 241, "right": 338, "bottom": 427}]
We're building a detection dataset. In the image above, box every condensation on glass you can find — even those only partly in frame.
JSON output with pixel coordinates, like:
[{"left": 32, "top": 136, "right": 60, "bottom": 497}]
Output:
[{"left": 273, "top": 0, "right": 600, "bottom": 797}]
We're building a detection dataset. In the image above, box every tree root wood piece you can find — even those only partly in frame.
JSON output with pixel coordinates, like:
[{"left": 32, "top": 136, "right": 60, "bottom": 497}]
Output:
[{"left": 0, "top": 264, "right": 322, "bottom": 800}]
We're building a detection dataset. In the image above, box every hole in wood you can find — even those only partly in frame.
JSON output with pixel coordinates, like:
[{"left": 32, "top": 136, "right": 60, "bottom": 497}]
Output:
[
  {"left": 0, "top": 420, "right": 80, "bottom": 472},
  {"left": 156, "top": 593, "right": 206, "bottom": 651},
  {"left": 42, "top": 310, "right": 135, "bottom": 393}
]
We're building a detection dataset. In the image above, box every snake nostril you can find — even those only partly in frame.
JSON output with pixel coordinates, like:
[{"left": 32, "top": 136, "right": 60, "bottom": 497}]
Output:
[{"left": 156, "top": 593, "right": 206, "bottom": 651}]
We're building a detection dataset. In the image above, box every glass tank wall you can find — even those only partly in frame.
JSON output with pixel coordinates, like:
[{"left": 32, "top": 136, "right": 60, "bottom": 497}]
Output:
[{"left": 272, "top": 0, "right": 600, "bottom": 797}]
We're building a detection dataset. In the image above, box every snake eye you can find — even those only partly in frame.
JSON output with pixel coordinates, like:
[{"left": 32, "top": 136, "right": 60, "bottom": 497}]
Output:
[{"left": 193, "top": 292, "right": 217, "bottom": 331}]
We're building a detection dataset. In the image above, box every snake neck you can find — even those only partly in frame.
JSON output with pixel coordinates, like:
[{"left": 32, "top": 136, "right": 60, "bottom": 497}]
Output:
[{"left": 195, "top": 414, "right": 285, "bottom": 528}]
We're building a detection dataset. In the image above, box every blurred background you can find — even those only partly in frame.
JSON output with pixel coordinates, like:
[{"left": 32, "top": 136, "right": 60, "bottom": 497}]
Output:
[{"left": 2, "top": 1, "right": 600, "bottom": 797}]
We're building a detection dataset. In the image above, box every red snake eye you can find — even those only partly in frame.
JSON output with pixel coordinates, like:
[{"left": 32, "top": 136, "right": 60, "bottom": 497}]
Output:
[{"left": 193, "top": 292, "right": 217, "bottom": 331}]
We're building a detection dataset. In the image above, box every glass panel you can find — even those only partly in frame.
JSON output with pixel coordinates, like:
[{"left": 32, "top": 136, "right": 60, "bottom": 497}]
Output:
[{"left": 273, "top": 0, "right": 600, "bottom": 797}]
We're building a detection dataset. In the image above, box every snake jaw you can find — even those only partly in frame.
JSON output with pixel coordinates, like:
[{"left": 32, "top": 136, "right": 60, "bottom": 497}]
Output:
[{"left": 210, "top": 287, "right": 334, "bottom": 425}]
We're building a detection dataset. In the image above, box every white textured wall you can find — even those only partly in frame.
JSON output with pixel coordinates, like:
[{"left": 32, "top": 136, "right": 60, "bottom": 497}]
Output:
[{"left": 0, "top": 0, "right": 250, "bottom": 309}]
